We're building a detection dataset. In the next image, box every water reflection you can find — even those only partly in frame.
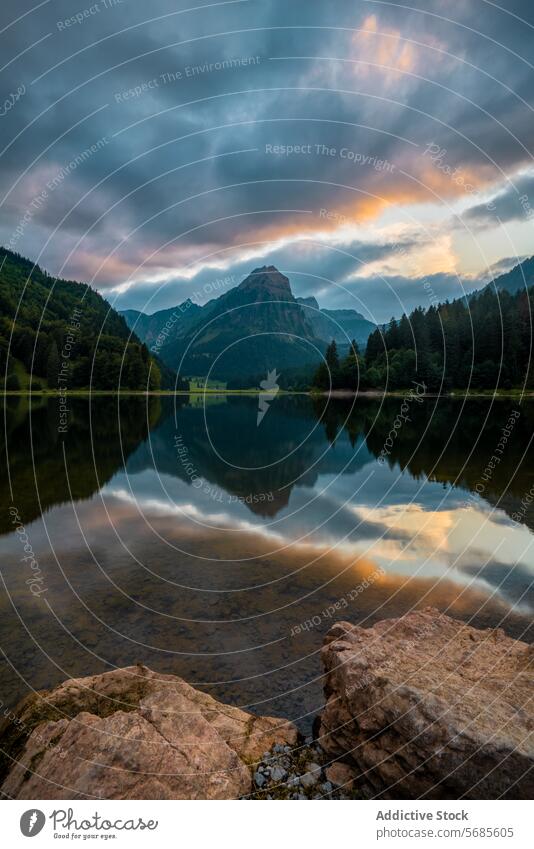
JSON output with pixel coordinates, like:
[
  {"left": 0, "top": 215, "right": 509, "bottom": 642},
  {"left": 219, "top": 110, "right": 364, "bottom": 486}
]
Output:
[{"left": 1, "top": 394, "right": 533, "bottom": 731}]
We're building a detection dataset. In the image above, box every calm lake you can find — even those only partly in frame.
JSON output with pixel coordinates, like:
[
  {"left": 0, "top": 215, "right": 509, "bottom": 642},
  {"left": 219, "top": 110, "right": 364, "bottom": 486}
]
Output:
[{"left": 1, "top": 394, "right": 533, "bottom": 732}]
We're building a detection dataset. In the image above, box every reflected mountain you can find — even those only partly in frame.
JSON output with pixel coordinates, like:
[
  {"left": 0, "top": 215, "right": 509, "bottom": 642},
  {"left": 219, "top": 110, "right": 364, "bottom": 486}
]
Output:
[
  {"left": 4, "top": 395, "right": 534, "bottom": 532},
  {"left": 125, "top": 395, "right": 375, "bottom": 516}
]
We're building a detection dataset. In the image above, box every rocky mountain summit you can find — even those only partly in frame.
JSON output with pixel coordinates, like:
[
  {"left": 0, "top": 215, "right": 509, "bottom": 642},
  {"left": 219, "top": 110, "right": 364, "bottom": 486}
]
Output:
[
  {"left": 1, "top": 609, "right": 532, "bottom": 799},
  {"left": 236, "top": 265, "right": 293, "bottom": 299}
]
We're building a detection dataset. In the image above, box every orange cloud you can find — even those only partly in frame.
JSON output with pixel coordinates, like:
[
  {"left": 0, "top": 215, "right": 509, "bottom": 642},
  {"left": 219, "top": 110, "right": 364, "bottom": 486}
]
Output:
[{"left": 352, "top": 14, "right": 442, "bottom": 81}]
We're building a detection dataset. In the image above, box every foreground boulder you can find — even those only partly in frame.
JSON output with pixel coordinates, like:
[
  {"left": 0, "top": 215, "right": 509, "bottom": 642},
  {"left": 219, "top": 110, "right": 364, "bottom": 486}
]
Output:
[
  {"left": 318, "top": 608, "right": 534, "bottom": 799},
  {"left": 0, "top": 665, "right": 297, "bottom": 799}
]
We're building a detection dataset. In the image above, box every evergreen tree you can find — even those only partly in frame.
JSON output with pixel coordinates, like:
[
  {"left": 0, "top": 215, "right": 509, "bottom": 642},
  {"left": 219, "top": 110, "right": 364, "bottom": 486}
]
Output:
[
  {"left": 365, "top": 328, "right": 383, "bottom": 367},
  {"left": 6, "top": 372, "right": 20, "bottom": 390},
  {"left": 125, "top": 347, "right": 145, "bottom": 389},
  {"left": 340, "top": 339, "right": 360, "bottom": 390},
  {"left": 325, "top": 339, "right": 341, "bottom": 389},
  {"left": 313, "top": 339, "right": 341, "bottom": 389},
  {"left": 46, "top": 341, "right": 59, "bottom": 388}
]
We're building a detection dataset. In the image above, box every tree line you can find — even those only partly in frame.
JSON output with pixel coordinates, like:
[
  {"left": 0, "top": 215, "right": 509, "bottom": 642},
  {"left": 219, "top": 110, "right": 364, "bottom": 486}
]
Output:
[{"left": 313, "top": 284, "right": 534, "bottom": 391}]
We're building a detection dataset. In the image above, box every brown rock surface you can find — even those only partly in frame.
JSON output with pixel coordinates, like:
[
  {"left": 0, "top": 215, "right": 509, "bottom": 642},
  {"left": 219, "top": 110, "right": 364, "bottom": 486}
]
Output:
[
  {"left": 318, "top": 608, "right": 534, "bottom": 799},
  {"left": 0, "top": 664, "right": 297, "bottom": 799},
  {"left": 325, "top": 761, "right": 355, "bottom": 790}
]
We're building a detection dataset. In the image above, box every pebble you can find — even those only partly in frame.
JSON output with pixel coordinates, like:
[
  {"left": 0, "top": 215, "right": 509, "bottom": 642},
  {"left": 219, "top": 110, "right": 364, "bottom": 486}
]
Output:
[
  {"left": 300, "top": 772, "right": 318, "bottom": 788},
  {"left": 270, "top": 765, "right": 287, "bottom": 782},
  {"left": 254, "top": 771, "right": 266, "bottom": 788},
  {"left": 305, "top": 761, "right": 322, "bottom": 775},
  {"left": 245, "top": 742, "right": 351, "bottom": 801}
]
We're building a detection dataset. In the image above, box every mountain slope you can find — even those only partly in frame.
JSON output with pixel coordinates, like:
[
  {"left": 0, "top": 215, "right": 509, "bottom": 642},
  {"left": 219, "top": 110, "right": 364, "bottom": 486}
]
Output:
[
  {"left": 120, "top": 299, "right": 203, "bottom": 350},
  {"left": 296, "top": 297, "right": 376, "bottom": 347},
  {"left": 0, "top": 247, "right": 168, "bottom": 390},
  {"left": 488, "top": 255, "right": 534, "bottom": 295}
]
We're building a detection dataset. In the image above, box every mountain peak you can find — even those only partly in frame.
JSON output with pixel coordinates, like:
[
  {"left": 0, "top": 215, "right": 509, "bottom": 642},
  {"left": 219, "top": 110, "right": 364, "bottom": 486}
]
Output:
[{"left": 237, "top": 266, "right": 293, "bottom": 299}]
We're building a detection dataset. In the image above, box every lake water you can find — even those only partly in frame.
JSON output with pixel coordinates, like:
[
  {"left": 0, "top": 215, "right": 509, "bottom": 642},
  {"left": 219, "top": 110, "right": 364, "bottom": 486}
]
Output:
[{"left": 1, "top": 394, "right": 533, "bottom": 732}]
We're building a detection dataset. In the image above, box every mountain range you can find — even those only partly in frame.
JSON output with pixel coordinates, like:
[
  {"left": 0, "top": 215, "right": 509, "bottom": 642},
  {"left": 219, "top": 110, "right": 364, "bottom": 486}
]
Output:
[
  {"left": 3, "top": 245, "right": 533, "bottom": 391},
  {"left": 121, "top": 266, "right": 377, "bottom": 382}
]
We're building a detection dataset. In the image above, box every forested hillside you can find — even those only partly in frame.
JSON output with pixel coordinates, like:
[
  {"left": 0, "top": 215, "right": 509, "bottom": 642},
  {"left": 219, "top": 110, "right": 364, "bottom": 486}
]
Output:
[
  {"left": 0, "top": 248, "right": 165, "bottom": 390},
  {"left": 314, "top": 285, "right": 534, "bottom": 391}
]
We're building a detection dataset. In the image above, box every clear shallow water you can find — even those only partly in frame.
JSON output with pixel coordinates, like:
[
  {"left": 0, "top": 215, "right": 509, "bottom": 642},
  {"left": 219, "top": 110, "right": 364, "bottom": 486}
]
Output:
[{"left": 1, "top": 394, "right": 533, "bottom": 732}]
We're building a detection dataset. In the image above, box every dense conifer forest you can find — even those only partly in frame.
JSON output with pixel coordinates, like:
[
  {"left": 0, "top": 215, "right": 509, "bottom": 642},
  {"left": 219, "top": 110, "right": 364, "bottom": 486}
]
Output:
[
  {"left": 0, "top": 248, "right": 164, "bottom": 390},
  {"left": 313, "top": 285, "right": 534, "bottom": 391}
]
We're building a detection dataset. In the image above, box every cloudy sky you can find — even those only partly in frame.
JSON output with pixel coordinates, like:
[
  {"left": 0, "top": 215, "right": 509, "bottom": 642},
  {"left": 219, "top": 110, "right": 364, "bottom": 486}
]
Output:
[{"left": 1, "top": 0, "right": 533, "bottom": 320}]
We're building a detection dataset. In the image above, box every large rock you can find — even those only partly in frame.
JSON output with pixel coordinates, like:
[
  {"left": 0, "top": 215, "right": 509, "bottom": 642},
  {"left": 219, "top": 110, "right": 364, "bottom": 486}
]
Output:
[
  {"left": 0, "top": 665, "right": 297, "bottom": 799},
  {"left": 318, "top": 608, "right": 534, "bottom": 799}
]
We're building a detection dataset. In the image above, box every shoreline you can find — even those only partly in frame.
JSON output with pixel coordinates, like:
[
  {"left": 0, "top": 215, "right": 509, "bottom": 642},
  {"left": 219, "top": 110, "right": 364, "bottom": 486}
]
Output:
[
  {"left": 1, "top": 610, "right": 532, "bottom": 800},
  {"left": 1, "top": 389, "right": 532, "bottom": 399}
]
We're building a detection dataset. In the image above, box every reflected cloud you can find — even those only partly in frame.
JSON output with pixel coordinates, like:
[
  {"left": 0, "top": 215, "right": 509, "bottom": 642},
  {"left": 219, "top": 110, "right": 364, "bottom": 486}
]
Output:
[{"left": 1, "top": 394, "right": 534, "bottom": 731}]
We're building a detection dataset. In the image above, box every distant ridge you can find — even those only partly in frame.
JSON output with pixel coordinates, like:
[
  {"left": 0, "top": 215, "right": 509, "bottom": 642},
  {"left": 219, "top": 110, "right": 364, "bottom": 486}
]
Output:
[
  {"left": 487, "top": 255, "right": 534, "bottom": 296},
  {"left": 296, "top": 297, "right": 375, "bottom": 348}
]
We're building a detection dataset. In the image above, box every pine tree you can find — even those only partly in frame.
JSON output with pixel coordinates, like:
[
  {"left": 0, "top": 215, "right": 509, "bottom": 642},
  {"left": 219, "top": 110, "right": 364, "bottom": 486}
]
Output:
[
  {"left": 325, "top": 339, "right": 339, "bottom": 369},
  {"left": 125, "top": 348, "right": 145, "bottom": 389},
  {"left": 340, "top": 339, "right": 360, "bottom": 390},
  {"left": 325, "top": 339, "right": 341, "bottom": 388},
  {"left": 46, "top": 341, "right": 59, "bottom": 388},
  {"left": 6, "top": 371, "right": 20, "bottom": 390}
]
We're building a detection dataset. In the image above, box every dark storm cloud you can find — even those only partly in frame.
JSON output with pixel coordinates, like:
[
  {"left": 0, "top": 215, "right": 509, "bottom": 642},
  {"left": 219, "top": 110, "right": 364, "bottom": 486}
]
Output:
[
  {"left": 112, "top": 235, "right": 422, "bottom": 316},
  {"left": 487, "top": 254, "right": 529, "bottom": 277},
  {"left": 462, "top": 172, "right": 534, "bottom": 227},
  {"left": 0, "top": 0, "right": 533, "bottom": 300},
  {"left": 114, "top": 264, "right": 475, "bottom": 325},
  {"left": 324, "top": 271, "right": 480, "bottom": 323}
]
